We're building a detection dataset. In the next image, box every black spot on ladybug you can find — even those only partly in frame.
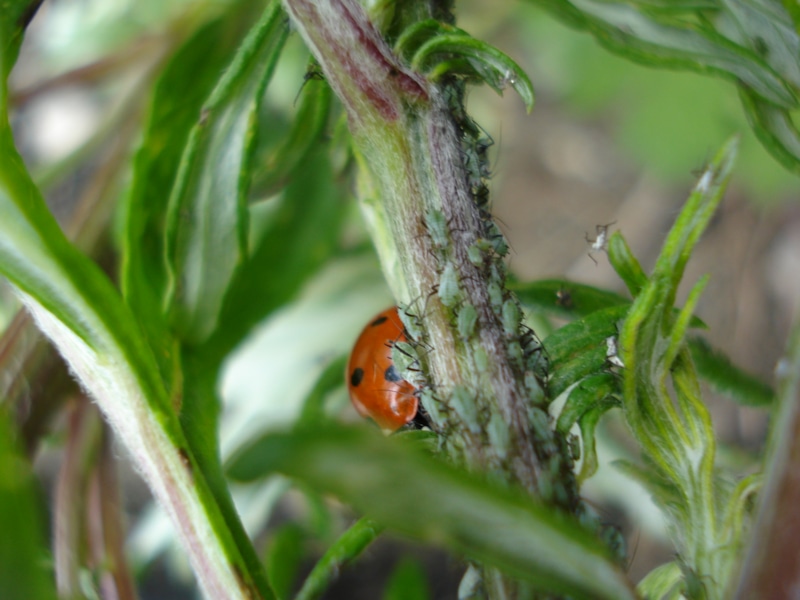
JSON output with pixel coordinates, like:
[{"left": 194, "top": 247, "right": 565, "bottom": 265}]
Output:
[
  {"left": 370, "top": 316, "right": 389, "bottom": 327},
  {"left": 350, "top": 367, "right": 364, "bottom": 387},
  {"left": 385, "top": 364, "right": 403, "bottom": 383}
]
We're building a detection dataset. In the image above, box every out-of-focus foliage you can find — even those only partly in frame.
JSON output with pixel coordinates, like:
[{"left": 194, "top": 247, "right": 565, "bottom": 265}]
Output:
[{"left": 518, "top": 2, "right": 800, "bottom": 199}]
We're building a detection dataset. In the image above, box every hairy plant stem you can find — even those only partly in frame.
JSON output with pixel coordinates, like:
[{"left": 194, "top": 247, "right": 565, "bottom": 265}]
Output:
[{"left": 282, "top": 0, "right": 582, "bottom": 594}]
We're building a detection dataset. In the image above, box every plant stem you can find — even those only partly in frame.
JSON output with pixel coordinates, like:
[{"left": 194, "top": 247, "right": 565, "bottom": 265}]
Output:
[
  {"left": 283, "top": 0, "right": 576, "bottom": 504},
  {"left": 731, "top": 320, "right": 800, "bottom": 599},
  {"left": 282, "top": 0, "right": 584, "bottom": 595}
]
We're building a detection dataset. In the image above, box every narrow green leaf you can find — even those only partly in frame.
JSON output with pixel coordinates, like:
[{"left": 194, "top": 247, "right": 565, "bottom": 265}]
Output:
[
  {"left": 512, "top": 276, "right": 704, "bottom": 327},
  {"left": 0, "top": 121, "right": 166, "bottom": 411},
  {"left": 229, "top": 426, "right": 638, "bottom": 600},
  {"left": 556, "top": 373, "right": 620, "bottom": 435},
  {"left": 384, "top": 558, "right": 431, "bottom": 600},
  {"left": 265, "top": 523, "right": 306, "bottom": 600},
  {"left": 393, "top": 19, "right": 448, "bottom": 61},
  {"left": 510, "top": 278, "right": 630, "bottom": 320},
  {"left": 164, "top": 2, "right": 289, "bottom": 343},
  {"left": 177, "top": 347, "right": 274, "bottom": 600},
  {"left": 204, "top": 148, "right": 346, "bottom": 362},
  {"left": 168, "top": 149, "right": 345, "bottom": 593},
  {"left": 606, "top": 234, "right": 648, "bottom": 298},
  {"left": 637, "top": 562, "right": 683, "bottom": 600},
  {"left": 0, "top": 409, "right": 56, "bottom": 600},
  {"left": 721, "top": 0, "right": 800, "bottom": 90},
  {"left": 654, "top": 138, "right": 738, "bottom": 292},
  {"left": 544, "top": 306, "right": 627, "bottom": 398},
  {"left": 252, "top": 70, "right": 333, "bottom": 197},
  {"left": 719, "top": 473, "right": 761, "bottom": 546},
  {"left": 528, "top": 0, "right": 797, "bottom": 108},
  {"left": 412, "top": 34, "right": 534, "bottom": 111},
  {"left": 626, "top": 0, "right": 718, "bottom": 13},
  {"left": 782, "top": 0, "right": 800, "bottom": 31},
  {"left": 0, "top": 69, "right": 272, "bottom": 600},
  {"left": 619, "top": 138, "right": 736, "bottom": 443},
  {"left": 739, "top": 87, "right": 800, "bottom": 174},
  {"left": 0, "top": 0, "right": 40, "bottom": 90},
  {"left": 295, "top": 517, "right": 384, "bottom": 600},
  {"left": 122, "top": 7, "right": 260, "bottom": 383},
  {"left": 577, "top": 404, "right": 609, "bottom": 482},
  {"left": 554, "top": 373, "right": 620, "bottom": 482},
  {"left": 527, "top": 0, "right": 800, "bottom": 170},
  {"left": 688, "top": 336, "right": 774, "bottom": 407},
  {"left": 616, "top": 138, "right": 738, "bottom": 588}
]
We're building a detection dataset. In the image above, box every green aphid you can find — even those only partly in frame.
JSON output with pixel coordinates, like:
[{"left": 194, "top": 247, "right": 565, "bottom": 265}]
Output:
[
  {"left": 425, "top": 208, "right": 449, "bottom": 249},
  {"left": 474, "top": 347, "right": 490, "bottom": 372},
  {"left": 457, "top": 303, "right": 478, "bottom": 339},
  {"left": 450, "top": 385, "right": 480, "bottom": 433},
  {"left": 467, "top": 243, "right": 484, "bottom": 267},
  {"left": 438, "top": 262, "right": 461, "bottom": 308},
  {"left": 501, "top": 298, "right": 520, "bottom": 336},
  {"left": 487, "top": 412, "right": 511, "bottom": 459},
  {"left": 488, "top": 281, "right": 504, "bottom": 312}
]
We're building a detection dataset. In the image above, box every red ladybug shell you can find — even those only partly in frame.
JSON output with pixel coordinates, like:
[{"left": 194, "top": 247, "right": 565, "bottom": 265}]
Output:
[{"left": 347, "top": 307, "right": 418, "bottom": 432}]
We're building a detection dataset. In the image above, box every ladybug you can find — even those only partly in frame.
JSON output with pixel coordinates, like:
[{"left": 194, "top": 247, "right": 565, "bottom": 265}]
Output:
[{"left": 347, "top": 307, "right": 420, "bottom": 432}]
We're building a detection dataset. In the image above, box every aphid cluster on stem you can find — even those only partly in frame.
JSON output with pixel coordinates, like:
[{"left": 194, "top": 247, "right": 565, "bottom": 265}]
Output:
[
  {"left": 388, "top": 77, "right": 556, "bottom": 463},
  {"left": 443, "top": 79, "right": 549, "bottom": 402}
]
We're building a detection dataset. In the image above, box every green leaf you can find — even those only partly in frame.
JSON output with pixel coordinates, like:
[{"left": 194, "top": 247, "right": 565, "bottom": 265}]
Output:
[
  {"left": 719, "top": 472, "right": 761, "bottom": 547},
  {"left": 512, "top": 276, "right": 705, "bottom": 327},
  {"left": 412, "top": 32, "right": 534, "bottom": 111},
  {"left": 0, "top": 409, "right": 56, "bottom": 600},
  {"left": 170, "top": 149, "right": 345, "bottom": 592},
  {"left": 528, "top": 0, "right": 796, "bottom": 108},
  {"left": 637, "top": 562, "right": 683, "bottom": 600},
  {"left": 204, "top": 148, "right": 346, "bottom": 362},
  {"left": 556, "top": 373, "right": 620, "bottom": 434},
  {"left": 0, "top": 52, "right": 271, "bottom": 600},
  {"left": 554, "top": 373, "right": 620, "bottom": 482},
  {"left": 295, "top": 517, "right": 384, "bottom": 600},
  {"left": 739, "top": 87, "right": 800, "bottom": 174},
  {"left": 393, "top": 19, "right": 449, "bottom": 60},
  {"left": 527, "top": 0, "right": 800, "bottom": 171},
  {"left": 606, "top": 234, "right": 648, "bottom": 298},
  {"left": 164, "top": 2, "right": 289, "bottom": 343},
  {"left": 229, "top": 426, "right": 637, "bottom": 600},
  {"left": 394, "top": 19, "right": 534, "bottom": 110},
  {"left": 544, "top": 305, "right": 628, "bottom": 399},
  {"left": 689, "top": 336, "right": 774, "bottom": 407},
  {"left": 177, "top": 347, "right": 276, "bottom": 600},
  {"left": 384, "top": 558, "right": 431, "bottom": 600},
  {"left": 783, "top": 0, "right": 800, "bottom": 31},
  {"left": 510, "top": 278, "right": 630, "bottom": 320},
  {"left": 265, "top": 523, "right": 306, "bottom": 600},
  {"left": 575, "top": 403, "right": 609, "bottom": 482},
  {"left": 252, "top": 70, "right": 333, "bottom": 197},
  {"left": 617, "top": 137, "right": 738, "bottom": 586},
  {"left": 0, "top": 0, "right": 39, "bottom": 91},
  {"left": 122, "top": 7, "right": 261, "bottom": 384},
  {"left": 720, "top": 0, "right": 800, "bottom": 90}
]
